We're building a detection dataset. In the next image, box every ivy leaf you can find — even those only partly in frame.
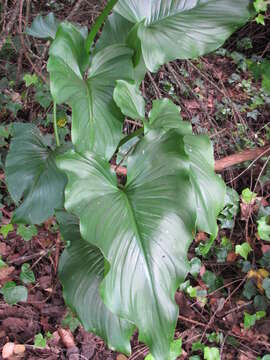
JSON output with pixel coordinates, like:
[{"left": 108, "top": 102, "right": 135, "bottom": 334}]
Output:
[
  {"left": 244, "top": 311, "right": 266, "bottom": 329},
  {"left": 254, "top": 295, "right": 269, "bottom": 311},
  {"left": 48, "top": 22, "right": 134, "bottom": 160},
  {"left": 0, "top": 281, "right": 28, "bottom": 305},
  {"left": 204, "top": 347, "right": 220, "bottom": 360},
  {"left": 0, "top": 256, "right": 7, "bottom": 268},
  {"left": 243, "top": 279, "right": 258, "bottom": 300},
  {"left": 26, "top": 13, "right": 59, "bottom": 39},
  {"left": 113, "top": 80, "right": 145, "bottom": 120},
  {"left": 235, "top": 243, "right": 252, "bottom": 260},
  {"left": 241, "top": 188, "right": 257, "bottom": 204},
  {"left": 258, "top": 216, "right": 270, "bottom": 241},
  {"left": 218, "top": 187, "right": 239, "bottom": 229},
  {"left": 0, "top": 224, "right": 14, "bottom": 239},
  {"left": 57, "top": 211, "right": 135, "bottom": 355},
  {"left": 17, "top": 224, "right": 38, "bottom": 241},
  {"left": 263, "top": 278, "right": 270, "bottom": 299},
  {"left": 189, "top": 258, "right": 202, "bottom": 279},
  {"left": 23, "top": 73, "right": 39, "bottom": 87},
  {"left": 20, "top": 263, "right": 35, "bottom": 284},
  {"left": 254, "top": 0, "right": 268, "bottom": 12},
  {"left": 114, "top": 0, "right": 253, "bottom": 72},
  {"left": 6, "top": 123, "right": 67, "bottom": 224},
  {"left": 34, "top": 333, "right": 47, "bottom": 348},
  {"left": 62, "top": 311, "right": 81, "bottom": 333},
  {"left": 202, "top": 271, "right": 223, "bottom": 293},
  {"left": 0, "top": 124, "right": 12, "bottom": 138},
  {"left": 57, "top": 130, "right": 198, "bottom": 360}
]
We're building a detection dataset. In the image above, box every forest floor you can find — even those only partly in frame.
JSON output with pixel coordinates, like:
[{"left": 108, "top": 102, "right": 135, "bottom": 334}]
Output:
[{"left": 1, "top": 1, "right": 270, "bottom": 359}]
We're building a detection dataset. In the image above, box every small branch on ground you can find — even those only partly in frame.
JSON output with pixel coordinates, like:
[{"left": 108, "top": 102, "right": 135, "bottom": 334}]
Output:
[
  {"left": 112, "top": 144, "right": 270, "bottom": 176},
  {"left": 214, "top": 145, "right": 270, "bottom": 172}
]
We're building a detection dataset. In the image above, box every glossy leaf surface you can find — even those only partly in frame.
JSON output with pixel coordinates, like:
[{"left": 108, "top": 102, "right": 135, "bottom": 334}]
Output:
[
  {"left": 57, "top": 131, "right": 197, "bottom": 360},
  {"left": 48, "top": 23, "right": 134, "bottom": 159},
  {"left": 6, "top": 123, "right": 66, "bottom": 224},
  {"left": 184, "top": 135, "right": 225, "bottom": 236},
  {"left": 115, "top": 0, "right": 253, "bottom": 72},
  {"left": 94, "top": 12, "right": 133, "bottom": 52},
  {"left": 57, "top": 211, "right": 135, "bottom": 355},
  {"left": 147, "top": 99, "right": 192, "bottom": 135},
  {"left": 146, "top": 99, "right": 225, "bottom": 236},
  {"left": 113, "top": 80, "right": 145, "bottom": 120}
]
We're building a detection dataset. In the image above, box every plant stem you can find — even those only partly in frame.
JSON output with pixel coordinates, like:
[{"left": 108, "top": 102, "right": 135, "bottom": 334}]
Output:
[
  {"left": 53, "top": 102, "right": 60, "bottom": 147},
  {"left": 85, "top": 0, "right": 119, "bottom": 53},
  {"left": 117, "top": 128, "right": 144, "bottom": 150}
]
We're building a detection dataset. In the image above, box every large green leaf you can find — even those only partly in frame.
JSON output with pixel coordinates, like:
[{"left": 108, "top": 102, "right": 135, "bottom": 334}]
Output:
[
  {"left": 56, "top": 211, "right": 135, "bottom": 355},
  {"left": 6, "top": 123, "right": 67, "bottom": 224},
  {"left": 94, "top": 12, "right": 133, "bottom": 52},
  {"left": 48, "top": 22, "right": 134, "bottom": 159},
  {"left": 95, "top": 12, "right": 147, "bottom": 85},
  {"left": 147, "top": 99, "right": 225, "bottom": 236},
  {"left": 57, "top": 130, "right": 197, "bottom": 360},
  {"left": 184, "top": 135, "right": 225, "bottom": 236},
  {"left": 113, "top": 80, "right": 145, "bottom": 120},
  {"left": 114, "top": 0, "right": 253, "bottom": 72},
  {"left": 147, "top": 99, "right": 192, "bottom": 135}
]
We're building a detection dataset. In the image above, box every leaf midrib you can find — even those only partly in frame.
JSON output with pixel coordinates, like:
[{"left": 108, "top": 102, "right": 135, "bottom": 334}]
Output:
[
  {"left": 122, "top": 189, "right": 163, "bottom": 327},
  {"left": 146, "top": 0, "right": 229, "bottom": 26}
]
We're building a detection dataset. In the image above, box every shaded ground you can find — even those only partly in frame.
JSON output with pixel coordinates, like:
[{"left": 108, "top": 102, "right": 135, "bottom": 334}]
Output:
[{"left": 1, "top": 1, "right": 270, "bottom": 359}]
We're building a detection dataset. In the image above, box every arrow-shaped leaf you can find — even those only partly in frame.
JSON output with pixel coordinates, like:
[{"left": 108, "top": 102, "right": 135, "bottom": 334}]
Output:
[
  {"left": 114, "top": 0, "right": 253, "bottom": 72},
  {"left": 48, "top": 22, "right": 134, "bottom": 160},
  {"left": 6, "top": 123, "right": 67, "bottom": 224},
  {"left": 56, "top": 211, "right": 135, "bottom": 355},
  {"left": 57, "top": 130, "right": 197, "bottom": 360}
]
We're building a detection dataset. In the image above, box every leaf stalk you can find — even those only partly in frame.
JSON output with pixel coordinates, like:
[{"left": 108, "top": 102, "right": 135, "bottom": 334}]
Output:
[
  {"left": 53, "top": 102, "right": 60, "bottom": 147},
  {"left": 85, "top": 0, "right": 119, "bottom": 53}
]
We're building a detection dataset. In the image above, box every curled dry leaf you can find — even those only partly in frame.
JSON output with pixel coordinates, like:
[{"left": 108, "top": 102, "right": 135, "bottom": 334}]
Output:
[
  {"left": 2, "top": 342, "right": 15, "bottom": 359},
  {"left": 58, "top": 328, "right": 76, "bottom": 349},
  {"left": 1, "top": 343, "right": 24, "bottom": 359}
]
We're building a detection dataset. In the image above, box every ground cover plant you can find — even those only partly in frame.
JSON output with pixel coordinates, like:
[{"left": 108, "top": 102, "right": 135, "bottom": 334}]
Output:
[{"left": 1, "top": 0, "right": 270, "bottom": 359}]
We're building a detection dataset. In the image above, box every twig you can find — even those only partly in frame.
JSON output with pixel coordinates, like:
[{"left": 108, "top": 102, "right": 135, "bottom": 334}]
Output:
[
  {"left": 226, "top": 146, "right": 270, "bottom": 183},
  {"left": 0, "top": 0, "right": 20, "bottom": 52},
  {"left": 66, "top": 0, "right": 85, "bottom": 20},
  {"left": 147, "top": 71, "right": 162, "bottom": 99},
  {"left": 253, "top": 154, "right": 270, "bottom": 191},
  {"left": 112, "top": 144, "right": 270, "bottom": 176},
  {"left": 18, "top": 0, "right": 47, "bottom": 83},
  {"left": 7, "top": 247, "right": 55, "bottom": 266}
]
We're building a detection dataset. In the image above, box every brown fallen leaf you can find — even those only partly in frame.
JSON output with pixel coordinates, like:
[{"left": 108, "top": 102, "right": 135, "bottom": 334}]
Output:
[
  {"left": 0, "top": 266, "right": 15, "bottom": 283},
  {"left": 227, "top": 252, "right": 238, "bottom": 262},
  {"left": 117, "top": 355, "right": 128, "bottom": 360},
  {"left": 0, "top": 242, "right": 10, "bottom": 256},
  {"left": 2, "top": 342, "right": 15, "bottom": 359},
  {"left": 58, "top": 328, "right": 75, "bottom": 349},
  {"left": 13, "top": 345, "right": 25, "bottom": 356},
  {"left": 262, "top": 244, "right": 270, "bottom": 254},
  {"left": 195, "top": 232, "right": 208, "bottom": 243}
]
